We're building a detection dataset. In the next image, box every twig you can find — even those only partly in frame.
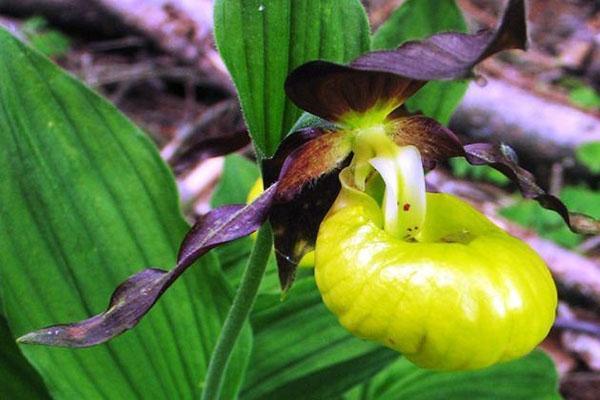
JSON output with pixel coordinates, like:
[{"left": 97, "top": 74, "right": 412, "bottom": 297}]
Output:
[
  {"left": 0, "top": 0, "right": 127, "bottom": 36},
  {"left": 161, "top": 99, "right": 236, "bottom": 162},
  {"left": 555, "top": 316, "right": 600, "bottom": 338},
  {"left": 450, "top": 79, "right": 600, "bottom": 166}
]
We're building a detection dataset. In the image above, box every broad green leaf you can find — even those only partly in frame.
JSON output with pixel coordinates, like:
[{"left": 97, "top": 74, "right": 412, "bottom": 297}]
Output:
[
  {"left": 407, "top": 80, "right": 468, "bottom": 126},
  {"left": 345, "top": 350, "right": 560, "bottom": 400},
  {"left": 575, "top": 141, "right": 600, "bottom": 174},
  {"left": 241, "top": 278, "right": 397, "bottom": 400},
  {"left": 0, "top": 316, "right": 50, "bottom": 400},
  {"left": 0, "top": 28, "right": 250, "bottom": 399},
  {"left": 214, "top": 0, "right": 370, "bottom": 157},
  {"left": 372, "top": 0, "right": 468, "bottom": 124}
]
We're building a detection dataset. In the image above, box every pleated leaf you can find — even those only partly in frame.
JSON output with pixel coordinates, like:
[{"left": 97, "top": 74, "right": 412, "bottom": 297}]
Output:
[
  {"left": 241, "top": 278, "right": 397, "bottom": 400},
  {"left": 214, "top": 0, "right": 370, "bottom": 157},
  {"left": 345, "top": 351, "right": 560, "bottom": 400},
  {"left": 0, "top": 28, "right": 250, "bottom": 399},
  {"left": 371, "top": 0, "right": 468, "bottom": 124}
]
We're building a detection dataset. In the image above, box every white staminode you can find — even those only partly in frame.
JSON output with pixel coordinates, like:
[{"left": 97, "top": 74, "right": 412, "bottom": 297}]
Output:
[{"left": 369, "top": 145, "right": 426, "bottom": 239}]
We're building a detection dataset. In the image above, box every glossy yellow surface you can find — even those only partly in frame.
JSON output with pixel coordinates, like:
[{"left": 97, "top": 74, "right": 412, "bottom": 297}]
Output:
[{"left": 315, "top": 190, "right": 557, "bottom": 371}]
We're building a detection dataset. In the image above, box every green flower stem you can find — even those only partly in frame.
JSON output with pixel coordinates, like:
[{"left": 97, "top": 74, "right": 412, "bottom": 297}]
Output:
[{"left": 201, "top": 222, "right": 273, "bottom": 400}]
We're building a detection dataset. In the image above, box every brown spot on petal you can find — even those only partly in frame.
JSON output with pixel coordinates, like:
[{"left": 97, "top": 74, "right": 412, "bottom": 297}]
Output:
[{"left": 403, "top": 203, "right": 411, "bottom": 211}]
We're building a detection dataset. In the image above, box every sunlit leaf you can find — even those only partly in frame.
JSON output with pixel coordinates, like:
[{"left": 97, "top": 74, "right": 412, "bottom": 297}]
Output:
[
  {"left": 214, "top": 0, "right": 370, "bottom": 157},
  {"left": 242, "top": 278, "right": 397, "bottom": 399},
  {"left": 345, "top": 351, "right": 560, "bottom": 400},
  {"left": 0, "top": 28, "right": 250, "bottom": 399}
]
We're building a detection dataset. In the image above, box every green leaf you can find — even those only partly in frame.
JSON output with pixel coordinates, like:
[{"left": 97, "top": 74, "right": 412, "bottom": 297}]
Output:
[
  {"left": 501, "top": 201, "right": 580, "bottom": 248},
  {"left": 407, "top": 80, "right": 468, "bottom": 126},
  {"left": 0, "top": 28, "right": 250, "bottom": 399},
  {"left": 450, "top": 157, "right": 510, "bottom": 186},
  {"left": 560, "top": 186, "right": 600, "bottom": 218},
  {"left": 575, "top": 141, "right": 600, "bottom": 174},
  {"left": 0, "top": 316, "right": 50, "bottom": 400},
  {"left": 371, "top": 0, "right": 468, "bottom": 124},
  {"left": 501, "top": 185, "right": 600, "bottom": 249},
  {"left": 214, "top": 0, "right": 370, "bottom": 157},
  {"left": 371, "top": 0, "right": 466, "bottom": 50},
  {"left": 241, "top": 278, "right": 397, "bottom": 400},
  {"left": 569, "top": 86, "right": 600, "bottom": 110},
  {"left": 346, "top": 351, "right": 560, "bottom": 400},
  {"left": 22, "top": 16, "right": 70, "bottom": 57}
]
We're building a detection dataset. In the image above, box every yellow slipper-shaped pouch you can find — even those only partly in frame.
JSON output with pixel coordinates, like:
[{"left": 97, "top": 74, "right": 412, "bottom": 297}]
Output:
[{"left": 315, "top": 176, "right": 557, "bottom": 371}]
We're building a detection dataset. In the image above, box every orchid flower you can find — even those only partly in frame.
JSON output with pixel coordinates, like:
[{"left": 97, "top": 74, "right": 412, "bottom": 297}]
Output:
[{"left": 19, "top": 1, "right": 598, "bottom": 373}]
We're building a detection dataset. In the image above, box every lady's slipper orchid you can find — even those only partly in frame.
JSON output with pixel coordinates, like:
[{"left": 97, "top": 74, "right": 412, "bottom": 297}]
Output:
[
  {"left": 264, "top": 0, "right": 563, "bottom": 370},
  {"left": 19, "top": 0, "right": 598, "bottom": 363},
  {"left": 315, "top": 158, "right": 556, "bottom": 371}
]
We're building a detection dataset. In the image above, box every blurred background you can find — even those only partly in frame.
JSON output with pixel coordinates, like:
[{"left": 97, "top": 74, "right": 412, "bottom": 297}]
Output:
[{"left": 0, "top": 0, "right": 598, "bottom": 398}]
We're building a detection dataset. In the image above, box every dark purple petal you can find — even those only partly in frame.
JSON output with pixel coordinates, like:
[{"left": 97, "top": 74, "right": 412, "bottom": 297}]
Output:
[
  {"left": 464, "top": 143, "right": 600, "bottom": 235},
  {"left": 262, "top": 127, "right": 329, "bottom": 186},
  {"left": 390, "top": 115, "right": 464, "bottom": 163},
  {"left": 275, "top": 130, "right": 351, "bottom": 202},
  {"left": 18, "top": 186, "right": 277, "bottom": 347},
  {"left": 285, "top": 62, "right": 424, "bottom": 122},
  {"left": 18, "top": 269, "right": 171, "bottom": 347},
  {"left": 178, "top": 184, "right": 277, "bottom": 265},
  {"left": 265, "top": 129, "right": 352, "bottom": 290},
  {"left": 263, "top": 127, "right": 352, "bottom": 291},
  {"left": 270, "top": 169, "right": 345, "bottom": 291},
  {"left": 351, "top": 0, "right": 527, "bottom": 80},
  {"left": 285, "top": 0, "right": 526, "bottom": 123}
]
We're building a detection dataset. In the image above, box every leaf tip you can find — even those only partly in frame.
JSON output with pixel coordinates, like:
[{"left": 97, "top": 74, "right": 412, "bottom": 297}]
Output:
[
  {"left": 17, "top": 326, "right": 71, "bottom": 347},
  {"left": 16, "top": 332, "right": 36, "bottom": 345}
]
